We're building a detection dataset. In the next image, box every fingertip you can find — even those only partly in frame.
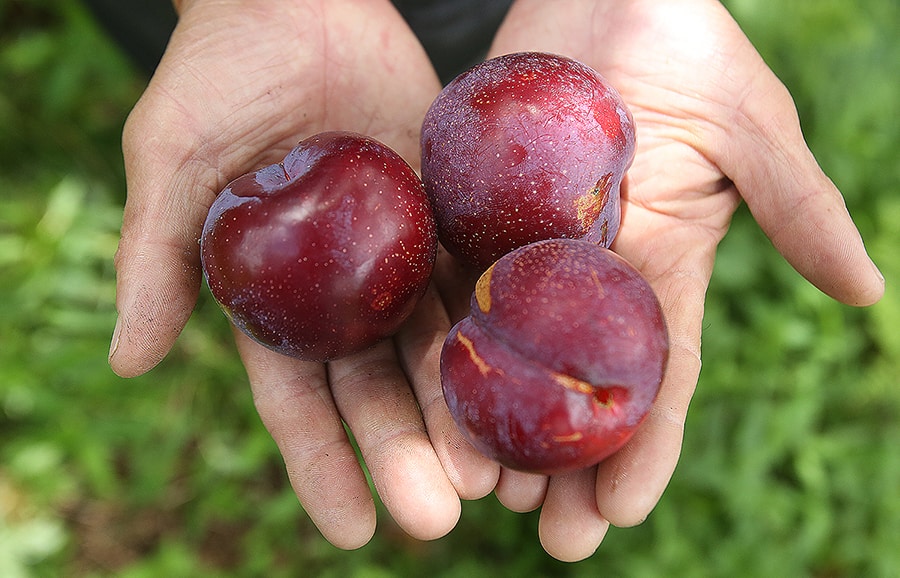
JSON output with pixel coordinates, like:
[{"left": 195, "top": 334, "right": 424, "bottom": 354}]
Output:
[
  {"left": 107, "top": 279, "right": 197, "bottom": 377},
  {"left": 444, "top": 442, "right": 501, "bottom": 501},
  {"left": 308, "top": 470, "right": 378, "bottom": 551},
  {"left": 537, "top": 469, "right": 609, "bottom": 563},
  {"left": 788, "top": 206, "right": 886, "bottom": 308},
  {"left": 301, "top": 455, "right": 378, "bottom": 551},
  {"left": 495, "top": 468, "right": 547, "bottom": 513},
  {"left": 417, "top": 495, "right": 462, "bottom": 542},
  {"left": 850, "top": 256, "right": 885, "bottom": 307},
  {"left": 426, "top": 419, "right": 500, "bottom": 500},
  {"left": 375, "top": 442, "right": 463, "bottom": 541},
  {"left": 538, "top": 522, "right": 607, "bottom": 564},
  {"left": 107, "top": 313, "right": 181, "bottom": 378},
  {"left": 329, "top": 518, "right": 377, "bottom": 551}
]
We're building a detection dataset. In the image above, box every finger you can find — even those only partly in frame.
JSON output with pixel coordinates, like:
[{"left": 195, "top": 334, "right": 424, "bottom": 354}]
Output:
[
  {"left": 595, "top": 232, "right": 710, "bottom": 527},
  {"left": 326, "top": 340, "right": 461, "bottom": 541},
  {"left": 538, "top": 467, "right": 609, "bottom": 563},
  {"left": 432, "top": 246, "right": 482, "bottom": 324},
  {"left": 109, "top": 96, "right": 217, "bottom": 377},
  {"left": 233, "top": 331, "right": 376, "bottom": 550},
  {"left": 494, "top": 468, "right": 547, "bottom": 513},
  {"left": 394, "top": 283, "right": 500, "bottom": 500},
  {"left": 594, "top": 334, "right": 699, "bottom": 527},
  {"left": 707, "top": 28, "right": 884, "bottom": 306}
]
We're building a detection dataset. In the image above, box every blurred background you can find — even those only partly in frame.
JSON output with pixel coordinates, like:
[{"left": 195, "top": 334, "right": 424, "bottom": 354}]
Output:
[{"left": 1, "top": 0, "right": 898, "bottom": 576}]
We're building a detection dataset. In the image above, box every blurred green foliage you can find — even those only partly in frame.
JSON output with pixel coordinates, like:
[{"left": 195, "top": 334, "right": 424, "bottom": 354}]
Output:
[{"left": 1, "top": 0, "right": 898, "bottom": 576}]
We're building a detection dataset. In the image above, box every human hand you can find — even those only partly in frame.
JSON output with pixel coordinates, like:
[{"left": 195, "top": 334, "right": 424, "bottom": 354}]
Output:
[
  {"left": 486, "top": 0, "right": 885, "bottom": 561},
  {"left": 109, "top": 0, "right": 498, "bottom": 549}
]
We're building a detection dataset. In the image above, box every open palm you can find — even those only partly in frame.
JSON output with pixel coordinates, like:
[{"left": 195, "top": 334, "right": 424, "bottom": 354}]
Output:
[
  {"left": 110, "top": 0, "right": 501, "bottom": 550},
  {"left": 487, "top": 0, "right": 884, "bottom": 561}
]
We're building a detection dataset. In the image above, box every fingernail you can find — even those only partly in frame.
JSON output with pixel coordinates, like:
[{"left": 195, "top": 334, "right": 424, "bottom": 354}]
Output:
[
  {"left": 872, "top": 260, "right": 885, "bottom": 284},
  {"left": 109, "top": 315, "right": 122, "bottom": 363}
]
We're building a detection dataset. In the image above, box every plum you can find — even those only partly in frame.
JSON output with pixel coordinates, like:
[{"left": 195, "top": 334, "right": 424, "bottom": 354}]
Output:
[
  {"left": 441, "top": 239, "right": 668, "bottom": 475},
  {"left": 421, "top": 51, "right": 635, "bottom": 269},
  {"left": 200, "top": 131, "right": 437, "bottom": 362}
]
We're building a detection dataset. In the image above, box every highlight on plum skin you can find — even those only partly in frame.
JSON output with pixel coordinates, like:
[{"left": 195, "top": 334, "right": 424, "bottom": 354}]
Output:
[
  {"left": 200, "top": 131, "right": 438, "bottom": 363},
  {"left": 421, "top": 51, "right": 636, "bottom": 270},
  {"left": 440, "top": 238, "right": 668, "bottom": 475}
]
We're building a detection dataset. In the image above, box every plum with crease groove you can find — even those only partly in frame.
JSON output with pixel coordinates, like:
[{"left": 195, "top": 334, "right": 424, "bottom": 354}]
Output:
[{"left": 441, "top": 238, "right": 668, "bottom": 475}]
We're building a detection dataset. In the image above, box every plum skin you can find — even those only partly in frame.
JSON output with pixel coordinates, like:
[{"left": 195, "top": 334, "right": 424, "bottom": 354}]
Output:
[
  {"left": 200, "top": 131, "right": 437, "bottom": 362},
  {"left": 440, "top": 239, "right": 668, "bottom": 475},
  {"left": 421, "top": 51, "right": 636, "bottom": 269}
]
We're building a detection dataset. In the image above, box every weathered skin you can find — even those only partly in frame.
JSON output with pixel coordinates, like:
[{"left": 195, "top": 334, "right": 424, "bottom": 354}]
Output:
[
  {"left": 201, "top": 131, "right": 437, "bottom": 362},
  {"left": 421, "top": 52, "right": 635, "bottom": 269},
  {"left": 441, "top": 239, "right": 668, "bottom": 474}
]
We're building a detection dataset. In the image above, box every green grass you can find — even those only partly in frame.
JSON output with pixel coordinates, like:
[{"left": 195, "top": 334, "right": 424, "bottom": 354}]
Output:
[{"left": 1, "top": 0, "right": 898, "bottom": 576}]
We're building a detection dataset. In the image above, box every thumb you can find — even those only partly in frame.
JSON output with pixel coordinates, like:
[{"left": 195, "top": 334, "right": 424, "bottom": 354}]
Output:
[
  {"left": 109, "top": 97, "right": 217, "bottom": 377},
  {"left": 709, "top": 41, "right": 884, "bottom": 307}
]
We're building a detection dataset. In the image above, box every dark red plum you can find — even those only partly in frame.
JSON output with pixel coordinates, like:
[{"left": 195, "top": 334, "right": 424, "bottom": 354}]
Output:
[
  {"left": 421, "top": 52, "right": 635, "bottom": 269},
  {"left": 441, "top": 239, "right": 668, "bottom": 475},
  {"left": 201, "top": 131, "right": 437, "bottom": 362}
]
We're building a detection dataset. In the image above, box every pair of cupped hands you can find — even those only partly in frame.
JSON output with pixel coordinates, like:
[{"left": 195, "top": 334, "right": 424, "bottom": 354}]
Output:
[{"left": 108, "top": 0, "right": 883, "bottom": 562}]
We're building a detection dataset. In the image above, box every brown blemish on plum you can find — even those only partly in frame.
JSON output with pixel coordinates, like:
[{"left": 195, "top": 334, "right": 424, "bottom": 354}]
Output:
[
  {"left": 457, "top": 329, "right": 494, "bottom": 377},
  {"left": 553, "top": 372, "right": 594, "bottom": 395},
  {"left": 553, "top": 432, "right": 585, "bottom": 443},
  {"left": 574, "top": 172, "right": 613, "bottom": 232},
  {"left": 475, "top": 263, "right": 496, "bottom": 314},
  {"left": 554, "top": 372, "right": 619, "bottom": 410}
]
